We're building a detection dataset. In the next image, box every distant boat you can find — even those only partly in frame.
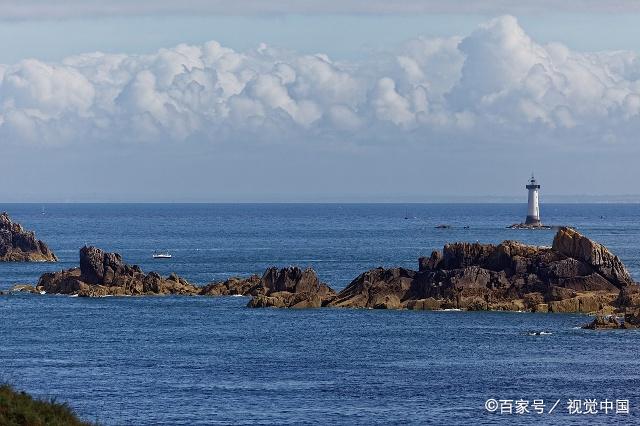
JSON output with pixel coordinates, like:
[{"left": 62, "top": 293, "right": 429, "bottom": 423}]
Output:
[
  {"left": 152, "top": 251, "right": 172, "bottom": 259},
  {"left": 41, "top": 206, "right": 45, "bottom": 215},
  {"left": 435, "top": 224, "right": 451, "bottom": 229}
]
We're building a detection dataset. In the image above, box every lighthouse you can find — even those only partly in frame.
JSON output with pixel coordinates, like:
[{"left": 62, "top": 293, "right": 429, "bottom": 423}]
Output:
[{"left": 525, "top": 174, "right": 541, "bottom": 226}]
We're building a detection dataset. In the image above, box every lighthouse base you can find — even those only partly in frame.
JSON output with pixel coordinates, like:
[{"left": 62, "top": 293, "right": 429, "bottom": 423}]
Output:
[{"left": 525, "top": 216, "right": 541, "bottom": 226}]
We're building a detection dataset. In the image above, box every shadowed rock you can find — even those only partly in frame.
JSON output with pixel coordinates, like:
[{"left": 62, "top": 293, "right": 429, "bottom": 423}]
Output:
[{"left": 0, "top": 212, "right": 57, "bottom": 262}]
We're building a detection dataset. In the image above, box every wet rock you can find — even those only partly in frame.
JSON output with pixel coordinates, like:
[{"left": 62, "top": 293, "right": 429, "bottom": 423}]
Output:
[{"left": 0, "top": 212, "right": 57, "bottom": 262}]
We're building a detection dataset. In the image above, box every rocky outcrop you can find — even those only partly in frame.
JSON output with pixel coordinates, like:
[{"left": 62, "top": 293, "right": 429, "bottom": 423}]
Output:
[
  {"left": 39, "top": 246, "right": 198, "bottom": 296},
  {"left": 328, "top": 227, "right": 637, "bottom": 313},
  {"left": 552, "top": 227, "right": 633, "bottom": 287},
  {"left": 507, "top": 223, "right": 552, "bottom": 229},
  {"left": 329, "top": 268, "right": 416, "bottom": 309},
  {"left": 0, "top": 212, "right": 57, "bottom": 262},
  {"left": 199, "top": 275, "right": 262, "bottom": 296},
  {"left": 582, "top": 309, "right": 640, "bottom": 329},
  {"left": 28, "top": 226, "right": 639, "bottom": 318},
  {"left": 246, "top": 266, "right": 336, "bottom": 308},
  {"left": 8, "top": 284, "right": 40, "bottom": 294},
  {"left": 37, "top": 246, "right": 336, "bottom": 305}
]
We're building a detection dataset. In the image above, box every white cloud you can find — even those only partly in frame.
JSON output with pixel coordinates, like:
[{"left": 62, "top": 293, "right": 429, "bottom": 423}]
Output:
[{"left": 2, "top": 15, "right": 640, "bottom": 148}]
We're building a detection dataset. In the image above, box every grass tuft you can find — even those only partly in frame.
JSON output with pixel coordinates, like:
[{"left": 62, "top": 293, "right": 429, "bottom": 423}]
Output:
[{"left": 0, "top": 384, "right": 93, "bottom": 426}]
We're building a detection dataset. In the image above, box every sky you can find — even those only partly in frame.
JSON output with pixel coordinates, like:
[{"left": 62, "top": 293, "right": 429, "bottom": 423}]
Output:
[{"left": 2, "top": 1, "right": 640, "bottom": 202}]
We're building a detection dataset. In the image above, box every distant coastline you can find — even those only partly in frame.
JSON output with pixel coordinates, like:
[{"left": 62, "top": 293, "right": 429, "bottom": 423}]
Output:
[{"left": 4, "top": 198, "right": 640, "bottom": 204}]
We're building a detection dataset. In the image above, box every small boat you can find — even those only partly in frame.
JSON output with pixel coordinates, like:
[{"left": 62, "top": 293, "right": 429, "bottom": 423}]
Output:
[{"left": 152, "top": 251, "right": 172, "bottom": 259}]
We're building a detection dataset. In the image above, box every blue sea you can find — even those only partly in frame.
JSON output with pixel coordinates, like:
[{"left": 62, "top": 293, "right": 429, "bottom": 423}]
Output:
[{"left": 1, "top": 203, "right": 640, "bottom": 425}]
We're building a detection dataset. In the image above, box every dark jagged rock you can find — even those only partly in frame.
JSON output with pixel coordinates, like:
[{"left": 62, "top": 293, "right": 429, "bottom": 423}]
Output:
[
  {"left": 328, "top": 227, "right": 636, "bottom": 313},
  {"left": 0, "top": 212, "right": 57, "bottom": 262},
  {"left": 39, "top": 246, "right": 198, "bottom": 296},
  {"left": 246, "top": 266, "right": 336, "bottom": 308}
]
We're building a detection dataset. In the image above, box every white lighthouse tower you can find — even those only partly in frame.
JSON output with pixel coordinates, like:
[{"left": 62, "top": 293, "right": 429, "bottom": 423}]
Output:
[{"left": 525, "top": 174, "right": 541, "bottom": 226}]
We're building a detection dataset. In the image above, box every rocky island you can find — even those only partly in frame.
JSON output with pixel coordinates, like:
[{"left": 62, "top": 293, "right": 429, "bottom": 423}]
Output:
[
  {"left": 27, "top": 227, "right": 640, "bottom": 328},
  {"left": 37, "top": 245, "right": 334, "bottom": 307},
  {"left": 39, "top": 246, "right": 199, "bottom": 296},
  {"left": 243, "top": 227, "right": 639, "bottom": 326},
  {"left": 0, "top": 212, "right": 57, "bottom": 262},
  {"left": 328, "top": 227, "right": 634, "bottom": 313},
  {"left": 201, "top": 266, "right": 335, "bottom": 307}
]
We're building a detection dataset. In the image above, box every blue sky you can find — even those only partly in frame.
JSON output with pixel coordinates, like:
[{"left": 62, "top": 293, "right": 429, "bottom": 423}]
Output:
[{"left": 2, "top": 2, "right": 640, "bottom": 202}]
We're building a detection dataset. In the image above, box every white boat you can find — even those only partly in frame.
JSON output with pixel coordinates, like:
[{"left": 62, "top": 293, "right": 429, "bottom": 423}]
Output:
[{"left": 152, "top": 251, "right": 172, "bottom": 259}]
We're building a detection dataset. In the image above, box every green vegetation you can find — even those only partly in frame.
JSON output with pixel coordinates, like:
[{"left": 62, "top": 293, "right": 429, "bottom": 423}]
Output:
[{"left": 0, "top": 384, "right": 91, "bottom": 426}]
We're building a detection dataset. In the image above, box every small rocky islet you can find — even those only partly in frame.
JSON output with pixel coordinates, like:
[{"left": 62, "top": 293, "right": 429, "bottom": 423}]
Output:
[
  {"left": 3, "top": 212, "right": 640, "bottom": 329},
  {"left": 0, "top": 212, "right": 57, "bottom": 262}
]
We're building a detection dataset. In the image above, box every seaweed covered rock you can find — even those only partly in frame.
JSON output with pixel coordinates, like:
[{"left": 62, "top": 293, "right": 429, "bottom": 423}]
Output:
[{"left": 0, "top": 212, "right": 57, "bottom": 262}]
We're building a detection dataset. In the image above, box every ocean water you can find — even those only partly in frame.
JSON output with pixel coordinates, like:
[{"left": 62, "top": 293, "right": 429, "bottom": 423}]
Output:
[{"left": 1, "top": 203, "right": 640, "bottom": 424}]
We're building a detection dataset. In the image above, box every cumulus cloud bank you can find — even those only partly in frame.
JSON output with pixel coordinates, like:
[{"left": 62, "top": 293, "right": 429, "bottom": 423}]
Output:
[{"left": 2, "top": 15, "right": 640, "bottom": 147}]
